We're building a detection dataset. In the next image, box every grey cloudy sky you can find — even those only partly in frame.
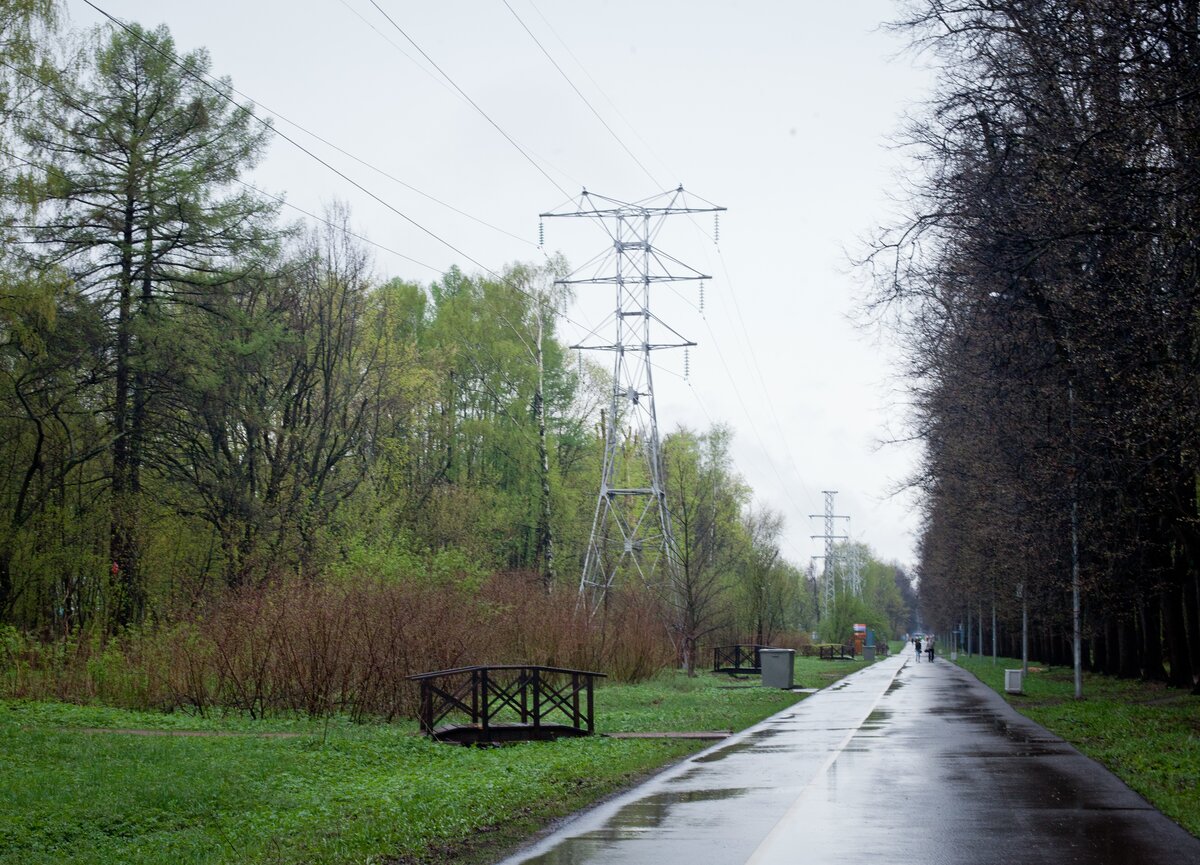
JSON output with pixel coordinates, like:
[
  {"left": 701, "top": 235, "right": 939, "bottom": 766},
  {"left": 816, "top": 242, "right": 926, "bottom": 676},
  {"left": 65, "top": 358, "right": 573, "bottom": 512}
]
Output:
[{"left": 69, "top": 0, "right": 934, "bottom": 571}]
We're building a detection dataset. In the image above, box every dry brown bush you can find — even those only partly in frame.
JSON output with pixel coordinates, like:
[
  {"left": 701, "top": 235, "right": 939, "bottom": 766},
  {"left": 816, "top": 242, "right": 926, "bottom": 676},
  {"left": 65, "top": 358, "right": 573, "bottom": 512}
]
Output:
[
  {"left": 479, "top": 573, "right": 675, "bottom": 680},
  {"left": 0, "top": 572, "right": 678, "bottom": 719}
]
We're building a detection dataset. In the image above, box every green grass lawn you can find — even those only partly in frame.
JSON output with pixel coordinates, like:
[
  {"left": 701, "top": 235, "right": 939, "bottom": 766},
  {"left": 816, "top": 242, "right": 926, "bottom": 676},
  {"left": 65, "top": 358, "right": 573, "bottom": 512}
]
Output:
[
  {"left": 952, "top": 653, "right": 1200, "bottom": 838},
  {"left": 0, "top": 661, "right": 867, "bottom": 865}
]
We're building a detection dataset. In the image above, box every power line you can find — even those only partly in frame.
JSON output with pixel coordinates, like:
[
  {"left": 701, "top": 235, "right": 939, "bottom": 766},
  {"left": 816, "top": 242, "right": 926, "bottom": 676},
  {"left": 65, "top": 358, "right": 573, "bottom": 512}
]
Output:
[
  {"left": 667, "top": 214, "right": 826, "bottom": 558},
  {"left": 668, "top": 379, "right": 811, "bottom": 564},
  {"left": 500, "top": 0, "right": 661, "bottom": 189},
  {"left": 0, "top": 56, "right": 448, "bottom": 278},
  {"left": 545, "top": 187, "right": 821, "bottom": 568},
  {"left": 544, "top": 188, "right": 723, "bottom": 611},
  {"left": 365, "top": 0, "right": 573, "bottom": 199},
  {"left": 102, "top": 3, "right": 536, "bottom": 250},
  {"left": 713, "top": 246, "right": 823, "bottom": 514},
  {"left": 75, "top": 2, "right": 835, "bottom": 571},
  {"left": 77, "top": 2, "right": 593, "bottom": 324},
  {"left": 22, "top": 8, "right": 617, "bottom": 353},
  {"left": 5, "top": 148, "right": 583, "bottom": 476},
  {"left": 337, "top": 0, "right": 582, "bottom": 199},
  {"left": 236, "top": 180, "right": 444, "bottom": 275},
  {"left": 80, "top": 0, "right": 532, "bottom": 272},
  {"left": 523, "top": 0, "right": 675, "bottom": 184},
  {"left": 498, "top": 2, "right": 834, "bottom": 564},
  {"left": 334, "top": 0, "right": 455, "bottom": 95},
  {"left": 695, "top": 311, "right": 817, "bottom": 537}
]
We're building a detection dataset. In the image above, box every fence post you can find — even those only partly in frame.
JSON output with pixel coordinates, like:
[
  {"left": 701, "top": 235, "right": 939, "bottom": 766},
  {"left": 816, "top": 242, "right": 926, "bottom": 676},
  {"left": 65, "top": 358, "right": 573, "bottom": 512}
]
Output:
[
  {"left": 479, "top": 668, "right": 490, "bottom": 734},
  {"left": 532, "top": 667, "right": 542, "bottom": 732},
  {"left": 585, "top": 674, "right": 595, "bottom": 734},
  {"left": 571, "top": 672, "right": 581, "bottom": 730},
  {"left": 419, "top": 680, "right": 431, "bottom": 734}
]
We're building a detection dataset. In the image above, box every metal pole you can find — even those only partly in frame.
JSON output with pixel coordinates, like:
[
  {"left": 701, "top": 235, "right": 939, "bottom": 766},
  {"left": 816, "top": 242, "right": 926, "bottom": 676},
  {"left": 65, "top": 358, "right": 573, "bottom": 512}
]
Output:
[
  {"left": 1072, "top": 494, "right": 1082, "bottom": 699},
  {"left": 978, "top": 602, "right": 983, "bottom": 663},
  {"left": 1020, "top": 583, "right": 1028, "bottom": 676},
  {"left": 1069, "top": 376, "right": 1083, "bottom": 700},
  {"left": 992, "top": 599, "right": 997, "bottom": 665}
]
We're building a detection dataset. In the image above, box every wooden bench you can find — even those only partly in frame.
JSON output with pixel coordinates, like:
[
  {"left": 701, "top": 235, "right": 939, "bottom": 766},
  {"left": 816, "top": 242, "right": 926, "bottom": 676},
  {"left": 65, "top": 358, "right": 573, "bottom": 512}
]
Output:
[{"left": 408, "top": 664, "right": 605, "bottom": 745}]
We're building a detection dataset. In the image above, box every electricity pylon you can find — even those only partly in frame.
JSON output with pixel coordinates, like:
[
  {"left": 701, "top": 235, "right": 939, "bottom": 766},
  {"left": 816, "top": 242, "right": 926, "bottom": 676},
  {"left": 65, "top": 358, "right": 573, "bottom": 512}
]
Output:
[
  {"left": 541, "top": 187, "right": 725, "bottom": 613},
  {"left": 846, "top": 530, "right": 864, "bottom": 598},
  {"left": 810, "top": 490, "right": 849, "bottom": 621}
]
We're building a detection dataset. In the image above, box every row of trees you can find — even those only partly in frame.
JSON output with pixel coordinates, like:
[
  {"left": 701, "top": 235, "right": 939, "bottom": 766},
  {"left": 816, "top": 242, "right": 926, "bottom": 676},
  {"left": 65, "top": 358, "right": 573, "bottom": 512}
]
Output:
[
  {"left": 873, "top": 0, "right": 1200, "bottom": 691},
  {"left": 0, "top": 10, "right": 914, "bottom": 667}
]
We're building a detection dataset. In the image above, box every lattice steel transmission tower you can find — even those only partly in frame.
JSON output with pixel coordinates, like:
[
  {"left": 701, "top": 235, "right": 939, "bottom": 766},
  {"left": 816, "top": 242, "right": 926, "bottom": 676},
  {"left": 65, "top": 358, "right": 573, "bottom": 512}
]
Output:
[
  {"left": 542, "top": 187, "right": 725, "bottom": 612},
  {"left": 846, "top": 528, "right": 864, "bottom": 598},
  {"left": 810, "top": 490, "right": 849, "bottom": 621}
]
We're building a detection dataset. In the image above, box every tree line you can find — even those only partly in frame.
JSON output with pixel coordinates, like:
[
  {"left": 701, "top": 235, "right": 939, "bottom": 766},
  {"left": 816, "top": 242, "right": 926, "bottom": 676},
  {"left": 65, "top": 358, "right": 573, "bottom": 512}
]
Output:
[
  {"left": 0, "top": 8, "right": 915, "bottom": 669},
  {"left": 871, "top": 0, "right": 1200, "bottom": 692}
]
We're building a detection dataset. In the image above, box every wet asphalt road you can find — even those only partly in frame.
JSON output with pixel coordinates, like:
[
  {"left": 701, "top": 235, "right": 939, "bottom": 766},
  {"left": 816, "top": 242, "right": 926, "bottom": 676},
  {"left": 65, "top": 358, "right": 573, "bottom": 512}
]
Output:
[{"left": 495, "top": 651, "right": 1200, "bottom": 865}]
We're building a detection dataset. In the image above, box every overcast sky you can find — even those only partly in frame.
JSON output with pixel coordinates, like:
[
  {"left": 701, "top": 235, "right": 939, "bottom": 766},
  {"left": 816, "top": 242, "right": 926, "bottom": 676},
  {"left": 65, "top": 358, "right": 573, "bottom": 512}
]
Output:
[{"left": 68, "top": 0, "right": 934, "bottom": 572}]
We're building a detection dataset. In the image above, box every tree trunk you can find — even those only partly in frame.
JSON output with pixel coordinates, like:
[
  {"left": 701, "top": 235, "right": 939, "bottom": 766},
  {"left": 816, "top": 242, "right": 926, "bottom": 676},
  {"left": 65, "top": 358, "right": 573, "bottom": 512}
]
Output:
[
  {"left": 1183, "top": 560, "right": 1200, "bottom": 688},
  {"left": 1116, "top": 612, "right": 1138, "bottom": 678},
  {"left": 1162, "top": 579, "right": 1192, "bottom": 688},
  {"left": 0, "top": 549, "right": 11, "bottom": 619},
  {"left": 1094, "top": 614, "right": 1108, "bottom": 676},
  {"left": 532, "top": 318, "right": 555, "bottom": 593},
  {"left": 1141, "top": 592, "right": 1167, "bottom": 681},
  {"left": 109, "top": 204, "right": 142, "bottom": 629}
]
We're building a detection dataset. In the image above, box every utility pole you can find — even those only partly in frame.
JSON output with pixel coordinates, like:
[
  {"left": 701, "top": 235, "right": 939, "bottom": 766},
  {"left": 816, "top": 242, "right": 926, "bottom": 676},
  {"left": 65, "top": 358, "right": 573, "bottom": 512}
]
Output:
[
  {"left": 542, "top": 187, "right": 725, "bottom": 613},
  {"left": 809, "top": 490, "right": 849, "bottom": 622}
]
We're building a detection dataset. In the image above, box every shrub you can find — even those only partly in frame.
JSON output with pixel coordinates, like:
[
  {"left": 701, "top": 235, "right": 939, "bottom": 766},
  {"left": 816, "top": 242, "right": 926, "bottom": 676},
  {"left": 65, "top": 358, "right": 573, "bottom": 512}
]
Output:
[{"left": 0, "top": 572, "right": 680, "bottom": 719}]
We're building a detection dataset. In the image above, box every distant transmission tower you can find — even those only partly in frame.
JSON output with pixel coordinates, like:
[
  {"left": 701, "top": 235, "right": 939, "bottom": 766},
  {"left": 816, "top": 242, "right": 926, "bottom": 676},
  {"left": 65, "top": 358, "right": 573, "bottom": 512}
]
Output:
[
  {"left": 542, "top": 187, "right": 725, "bottom": 612},
  {"left": 846, "top": 527, "right": 864, "bottom": 598},
  {"left": 810, "top": 490, "right": 849, "bottom": 621}
]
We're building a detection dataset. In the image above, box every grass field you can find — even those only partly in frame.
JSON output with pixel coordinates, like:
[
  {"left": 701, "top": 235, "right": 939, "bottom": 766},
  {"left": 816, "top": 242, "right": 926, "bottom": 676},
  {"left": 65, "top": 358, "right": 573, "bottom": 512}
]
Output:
[
  {"left": 952, "top": 653, "right": 1200, "bottom": 838},
  {"left": 0, "top": 656, "right": 867, "bottom": 865}
]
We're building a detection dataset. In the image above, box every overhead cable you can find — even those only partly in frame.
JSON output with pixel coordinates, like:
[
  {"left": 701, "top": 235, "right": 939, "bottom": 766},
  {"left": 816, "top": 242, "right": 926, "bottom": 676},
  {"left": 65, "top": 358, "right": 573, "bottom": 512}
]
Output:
[
  {"left": 365, "top": 0, "right": 573, "bottom": 199},
  {"left": 500, "top": 0, "right": 661, "bottom": 189}
]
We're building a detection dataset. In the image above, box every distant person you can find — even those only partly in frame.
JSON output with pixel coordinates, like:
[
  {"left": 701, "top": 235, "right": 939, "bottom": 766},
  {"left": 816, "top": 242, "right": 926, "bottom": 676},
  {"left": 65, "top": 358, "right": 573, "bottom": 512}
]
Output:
[
  {"left": 914, "top": 636, "right": 922, "bottom": 662},
  {"left": 927, "top": 642, "right": 935, "bottom": 662}
]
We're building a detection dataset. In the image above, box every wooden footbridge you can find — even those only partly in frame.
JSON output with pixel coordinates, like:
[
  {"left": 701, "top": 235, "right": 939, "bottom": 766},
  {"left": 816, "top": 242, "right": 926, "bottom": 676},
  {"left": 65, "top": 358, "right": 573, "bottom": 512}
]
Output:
[
  {"left": 408, "top": 664, "right": 605, "bottom": 745},
  {"left": 712, "top": 644, "right": 767, "bottom": 675}
]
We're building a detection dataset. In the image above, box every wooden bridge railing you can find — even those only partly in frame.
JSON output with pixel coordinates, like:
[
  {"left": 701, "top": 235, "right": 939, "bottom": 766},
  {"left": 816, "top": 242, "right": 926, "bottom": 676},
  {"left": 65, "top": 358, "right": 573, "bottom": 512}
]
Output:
[
  {"left": 817, "top": 644, "right": 857, "bottom": 660},
  {"left": 712, "top": 644, "right": 768, "bottom": 675},
  {"left": 407, "top": 665, "right": 605, "bottom": 743}
]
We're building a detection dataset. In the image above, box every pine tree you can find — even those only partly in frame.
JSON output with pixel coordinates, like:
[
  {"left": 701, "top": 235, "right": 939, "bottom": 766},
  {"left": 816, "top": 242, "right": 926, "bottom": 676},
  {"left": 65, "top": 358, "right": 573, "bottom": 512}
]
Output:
[{"left": 21, "top": 22, "right": 275, "bottom": 626}]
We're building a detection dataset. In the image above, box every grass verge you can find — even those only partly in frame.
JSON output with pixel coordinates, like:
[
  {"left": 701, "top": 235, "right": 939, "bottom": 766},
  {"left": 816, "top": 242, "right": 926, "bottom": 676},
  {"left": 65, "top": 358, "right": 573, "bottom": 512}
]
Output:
[
  {"left": 0, "top": 661, "right": 867, "bottom": 865},
  {"left": 952, "top": 653, "right": 1200, "bottom": 838}
]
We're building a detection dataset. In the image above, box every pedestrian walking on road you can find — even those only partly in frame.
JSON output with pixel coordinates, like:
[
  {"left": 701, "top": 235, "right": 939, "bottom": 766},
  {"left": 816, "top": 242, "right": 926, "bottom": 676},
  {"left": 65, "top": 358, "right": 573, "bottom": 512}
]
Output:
[
  {"left": 914, "top": 636, "right": 922, "bottom": 662},
  {"left": 926, "top": 643, "right": 935, "bottom": 662}
]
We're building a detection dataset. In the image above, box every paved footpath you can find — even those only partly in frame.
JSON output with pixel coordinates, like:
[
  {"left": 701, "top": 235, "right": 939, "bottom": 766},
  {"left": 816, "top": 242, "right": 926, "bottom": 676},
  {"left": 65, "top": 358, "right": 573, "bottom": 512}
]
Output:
[{"left": 496, "top": 650, "right": 1200, "bottom": 865}]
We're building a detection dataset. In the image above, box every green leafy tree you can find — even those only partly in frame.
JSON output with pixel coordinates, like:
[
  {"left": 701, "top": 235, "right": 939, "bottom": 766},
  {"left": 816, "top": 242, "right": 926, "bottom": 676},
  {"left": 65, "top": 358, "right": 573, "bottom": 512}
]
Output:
[
  {"left": 662, "top": 425, "right": 746, "bottom": 674},
  {"left": 157, "top": 207, "right": 377, "bottom": 588},
  {"left": 738, "top": 504, "right": 786, "bottom": 646},
  {"left": 20, "top": 22, "right": 275, "bottom": 625}
]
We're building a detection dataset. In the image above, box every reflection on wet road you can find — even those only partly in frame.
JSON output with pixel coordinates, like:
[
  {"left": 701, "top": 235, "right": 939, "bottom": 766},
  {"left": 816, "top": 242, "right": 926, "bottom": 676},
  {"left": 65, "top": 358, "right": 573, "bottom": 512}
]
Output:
[{"left": 495, "top": 652, "right": 1200, "bottom": 865}]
